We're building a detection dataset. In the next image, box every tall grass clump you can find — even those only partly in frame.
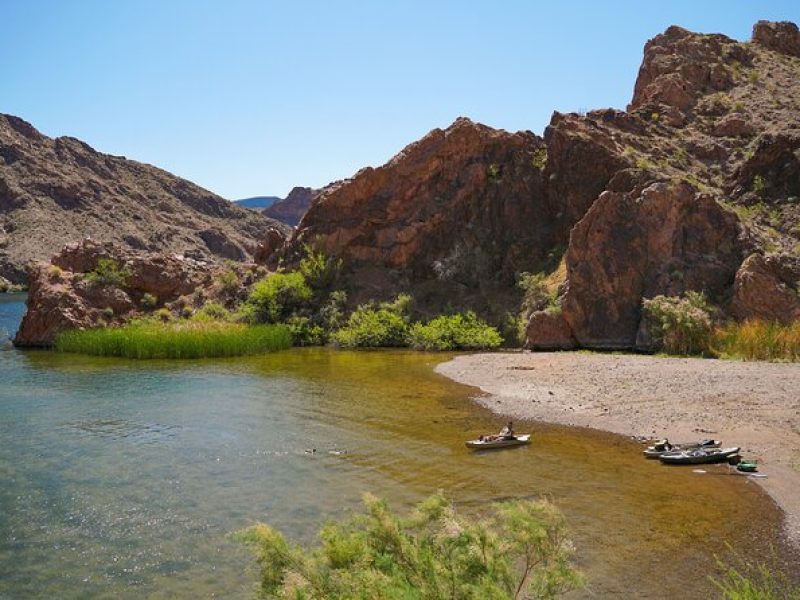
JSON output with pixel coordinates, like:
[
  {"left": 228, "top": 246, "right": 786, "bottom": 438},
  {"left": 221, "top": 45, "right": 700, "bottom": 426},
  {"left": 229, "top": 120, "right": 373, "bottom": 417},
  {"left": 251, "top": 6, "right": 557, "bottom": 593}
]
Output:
[
  {"left": 714, "top": 320, "right": 800, "bottom": 361},
  {"left": 55, "top": 321, "right": 291, "bottom": 359},
  {"left": 408, "top": 312, "right": 502, "bottom": 350},
  {"left": 235, "top": 493, "right": 583, "bottom": 599},
  {"left": 642, "top": 291, "right": 715, "bottom": 355}
]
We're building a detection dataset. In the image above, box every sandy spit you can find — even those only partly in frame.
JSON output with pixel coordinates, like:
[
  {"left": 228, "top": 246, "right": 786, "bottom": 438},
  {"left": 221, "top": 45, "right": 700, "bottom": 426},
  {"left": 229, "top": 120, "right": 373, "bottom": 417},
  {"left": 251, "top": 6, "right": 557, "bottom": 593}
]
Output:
[{"left": 436, "top": 351, "right": 800, "bottom": 547}]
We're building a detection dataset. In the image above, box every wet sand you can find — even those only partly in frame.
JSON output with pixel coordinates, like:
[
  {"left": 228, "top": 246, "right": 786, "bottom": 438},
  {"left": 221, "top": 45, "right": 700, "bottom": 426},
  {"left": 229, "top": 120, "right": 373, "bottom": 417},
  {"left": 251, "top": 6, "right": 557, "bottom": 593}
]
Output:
[{"left": 437, "top": 351, "right": 800, "bottom": 547}]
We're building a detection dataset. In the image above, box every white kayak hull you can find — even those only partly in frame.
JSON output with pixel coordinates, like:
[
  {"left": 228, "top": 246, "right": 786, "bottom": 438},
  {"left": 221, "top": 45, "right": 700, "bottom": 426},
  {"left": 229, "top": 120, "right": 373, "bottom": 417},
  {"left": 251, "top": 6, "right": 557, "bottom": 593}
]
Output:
[{"left": 466, "top": 434, "right": 531, "bottom": 449}]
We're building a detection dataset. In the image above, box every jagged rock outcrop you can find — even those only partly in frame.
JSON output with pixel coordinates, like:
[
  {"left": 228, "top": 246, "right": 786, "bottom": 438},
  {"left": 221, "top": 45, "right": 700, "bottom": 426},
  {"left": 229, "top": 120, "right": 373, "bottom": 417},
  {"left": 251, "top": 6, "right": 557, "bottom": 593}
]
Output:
[
  {"left": 253, "top": 227, "right": 287, "bottom": 265},
  {"left": 752, "top": 21, "right": 800, "bottom": 58},
  {"left": 283, "top": 117, "right": 556, "bottom": 311},
  {"left": 558, "top": 182, "right": 749, "bottom": 348},
  {"left": 263, "top": 186, "right": 316, "bottom": 226},
  {"left": 14, "top": 240, "right": 213, "bottom": 346},
  {"left": 731, "top": 253, "right": 800, "bottom": 323},
  {"left": 0, "top": 114, "right": 288, "bottom": 284}
]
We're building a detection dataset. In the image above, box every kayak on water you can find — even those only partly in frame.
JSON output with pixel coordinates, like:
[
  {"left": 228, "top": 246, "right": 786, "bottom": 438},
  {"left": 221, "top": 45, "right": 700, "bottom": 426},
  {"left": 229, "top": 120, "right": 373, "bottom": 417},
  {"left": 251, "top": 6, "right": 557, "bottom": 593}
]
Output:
[{"left": 465, "top": 434, "right": 531, "bottom": 450}]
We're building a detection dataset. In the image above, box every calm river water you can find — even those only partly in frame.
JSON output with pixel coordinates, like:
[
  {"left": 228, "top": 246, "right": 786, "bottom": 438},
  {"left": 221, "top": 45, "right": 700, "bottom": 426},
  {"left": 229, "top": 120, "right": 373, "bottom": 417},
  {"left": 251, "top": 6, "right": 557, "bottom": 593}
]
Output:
[{"left": 0, "top": 293, "right": 789, "bottom": 598}]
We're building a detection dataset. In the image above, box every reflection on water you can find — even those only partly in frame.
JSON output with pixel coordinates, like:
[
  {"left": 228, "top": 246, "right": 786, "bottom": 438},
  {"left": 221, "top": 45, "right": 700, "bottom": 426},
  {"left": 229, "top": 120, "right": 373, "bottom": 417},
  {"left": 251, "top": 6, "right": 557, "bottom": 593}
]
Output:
[{"left": 0, "top": 296, "right": 793, "bottom": 598}]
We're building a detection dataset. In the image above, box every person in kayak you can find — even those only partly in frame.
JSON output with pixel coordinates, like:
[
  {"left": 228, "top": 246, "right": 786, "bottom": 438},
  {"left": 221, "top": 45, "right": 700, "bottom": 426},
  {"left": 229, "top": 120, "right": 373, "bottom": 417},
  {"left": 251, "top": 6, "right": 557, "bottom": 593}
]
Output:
[{"left": 498, "top": 421, "right": 515, "bottom": 440}]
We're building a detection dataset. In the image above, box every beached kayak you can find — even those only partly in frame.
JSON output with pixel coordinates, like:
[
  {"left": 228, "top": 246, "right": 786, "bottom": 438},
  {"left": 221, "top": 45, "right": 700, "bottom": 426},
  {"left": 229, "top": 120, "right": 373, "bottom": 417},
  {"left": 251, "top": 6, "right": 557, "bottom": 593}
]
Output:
[
  {"left": 465, "top": 434, "right": 531, "bottom": 450},
  {"left": 659, "top": 447, "right": 740, "bottom": 465},
  {"left": 643, "top": 438, "right": 720, "bottom": 458}
]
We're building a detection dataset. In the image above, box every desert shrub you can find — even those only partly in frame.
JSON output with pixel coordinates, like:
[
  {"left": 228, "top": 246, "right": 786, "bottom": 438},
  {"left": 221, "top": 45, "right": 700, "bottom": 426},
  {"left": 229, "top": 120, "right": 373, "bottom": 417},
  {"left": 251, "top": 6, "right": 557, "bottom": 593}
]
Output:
[
  {"left": 331, "top": 295, "right": 411, "bottom": 348},
  {"left": 140, "top": 293, "right": 158, "bottom": 310},
  {"left": 0, "top": 280, "right": 7, "bottom": 293},
  {"left": 712, "top": 552, "right": 800, "bottom": 600},
  {"left": 245, "top": 272, "right": 313, "bottom": 324},
  {"left": 236, "top": 493, "right": 582, "bottom": 600},
  {"left": 101, "top": 307, "right": 114, "bottom": 320},
  {"left": 217, "top": 269, "right": 240, "bottom": 293},
  {"left": 156, "top": 307, "right": 172, "bottom": 322},
  {"left": 487, "top": 163, "right": 501, "bottom": 180},
  {"left": 318, "top": 289, "right": 347, "bottom": 331},
  {"left": 286, "top": 315, "right": 325, "bottom": 346},
  {"left": 55, "top": 321, "right": 291, "bottom": 359},
  {"left": 518, "top": 272, "right": 551, "bottom": 317},
  {"left": 531, "top": 147, "right": 548, "bottom": 170},
  {"left": 298, "top": 245, "right": 342, "bottom": 293},
  {"left": 85, "top": 258, "right": 130, "bottom": 287},
  {"left": 192, "top": 301, "right": 229, "bottom": 322},
  {"left": 408, "top": 312, "right": 502, "bottom": 351},
  {"left": 47, "top": 265, "right": 63, "bottom": 281},
  {"left": 642, "top": 291, "right": 715, "bottom": 355},
  {"left": 714, "top": 320, "right": 800, "bottom": 362},
  {"left": 752, "top": 175, "right": 766, "bottom": 196}
]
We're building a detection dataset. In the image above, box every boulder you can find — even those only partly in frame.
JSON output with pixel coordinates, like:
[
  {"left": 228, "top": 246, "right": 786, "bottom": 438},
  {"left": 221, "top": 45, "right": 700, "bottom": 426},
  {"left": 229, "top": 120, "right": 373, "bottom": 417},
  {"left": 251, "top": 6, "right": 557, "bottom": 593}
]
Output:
[
  {"left": 524, "top": 311, "right": 576, "bottom": 350},
  {"left": 731, "top": 253, "right": 800, "bottom": 323},
  {"left": 253, "top": 227, "right": 287, "bottom": 265}
]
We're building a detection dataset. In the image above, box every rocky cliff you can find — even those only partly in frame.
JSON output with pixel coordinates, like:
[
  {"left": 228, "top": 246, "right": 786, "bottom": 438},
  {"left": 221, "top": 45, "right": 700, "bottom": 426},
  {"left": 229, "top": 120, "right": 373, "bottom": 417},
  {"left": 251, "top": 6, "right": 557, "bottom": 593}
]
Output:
[
  {"left": 277, "top": 20, "right": 800, "bottom": 345},
  {"left": 16, "top": 21, "right": 800, "bottom": 349},
  {"left": 0, "top": 114, "right": 288, "bottom": 284},
  {"left": 263, "top": 186, "right": 316, "bottom": 226}
]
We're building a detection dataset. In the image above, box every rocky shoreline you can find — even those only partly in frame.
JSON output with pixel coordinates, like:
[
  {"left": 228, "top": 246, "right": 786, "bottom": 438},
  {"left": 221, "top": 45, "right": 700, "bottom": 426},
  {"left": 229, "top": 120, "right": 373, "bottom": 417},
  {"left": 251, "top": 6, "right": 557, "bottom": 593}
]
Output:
[{"left": 436, "top": 351, "right": 800, "bottom": 548}]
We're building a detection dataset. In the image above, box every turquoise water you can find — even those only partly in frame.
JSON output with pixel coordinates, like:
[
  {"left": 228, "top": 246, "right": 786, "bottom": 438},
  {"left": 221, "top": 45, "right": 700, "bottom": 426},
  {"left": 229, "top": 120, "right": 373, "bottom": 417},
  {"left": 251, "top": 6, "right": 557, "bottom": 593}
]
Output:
[{"left": 0, "top": 294, "right": 791, "bottom": 598}]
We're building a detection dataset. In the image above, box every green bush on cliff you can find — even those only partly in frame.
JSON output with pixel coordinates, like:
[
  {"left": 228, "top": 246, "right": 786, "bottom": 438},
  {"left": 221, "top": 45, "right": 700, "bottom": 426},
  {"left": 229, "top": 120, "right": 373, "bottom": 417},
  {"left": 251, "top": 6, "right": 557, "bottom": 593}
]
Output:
[
  {"left": 235, "top": 493, "right": 582, "bottom": 600},
  {"left": 85, "top": 258, "right": 131, "bottom": 287},
  {"left": 642, "top": 291, "right": 715, "bottom": 355},
  {"left": 331, "top": 294, "right": 411, "bottom": 348},
  {"left": 409, "top": 312, "right": 502, "bottom": 351}
]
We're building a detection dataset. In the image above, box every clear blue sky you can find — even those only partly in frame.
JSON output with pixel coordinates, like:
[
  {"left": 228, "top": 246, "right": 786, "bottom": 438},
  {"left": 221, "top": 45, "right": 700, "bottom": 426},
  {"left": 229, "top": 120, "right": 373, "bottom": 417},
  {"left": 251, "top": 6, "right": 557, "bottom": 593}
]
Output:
[{"left": 2, "top": 1, "right": 799, "bottom": 199}]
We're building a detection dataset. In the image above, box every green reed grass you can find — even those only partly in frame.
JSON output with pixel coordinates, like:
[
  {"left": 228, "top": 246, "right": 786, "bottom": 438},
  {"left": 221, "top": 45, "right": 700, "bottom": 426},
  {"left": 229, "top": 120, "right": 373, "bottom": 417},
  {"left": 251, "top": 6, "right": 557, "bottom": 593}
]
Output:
[
  {"left": 55, "top": 320, "right": 292, "bottom": 359},
  {"left": 714, "top": 320, "right": 800, "bottom": 362}
]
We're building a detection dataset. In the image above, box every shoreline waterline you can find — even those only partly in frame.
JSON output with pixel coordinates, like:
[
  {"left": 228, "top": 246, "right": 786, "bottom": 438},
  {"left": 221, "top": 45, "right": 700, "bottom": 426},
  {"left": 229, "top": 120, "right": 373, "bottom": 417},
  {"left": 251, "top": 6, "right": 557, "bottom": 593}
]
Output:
[{"left": 436, "top": 351, "right": 800, "bottom": 551}]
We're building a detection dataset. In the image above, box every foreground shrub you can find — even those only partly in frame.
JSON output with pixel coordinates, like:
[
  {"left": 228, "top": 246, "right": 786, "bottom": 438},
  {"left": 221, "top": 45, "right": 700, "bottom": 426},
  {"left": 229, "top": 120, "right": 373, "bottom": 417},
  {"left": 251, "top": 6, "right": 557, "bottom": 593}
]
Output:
[
  {"left": 712, "top": 552, "right": 800, "bottom": 599},
  {"left": 245, "top": 272, "right": 312, "bottom": 324},
  {"left": 642, "top": 291, "right": 714, "bottom": 355},
  {"left": 714, "top": 320, "right": 800, "bottom": 362},
  {"left": 409, "top": 312, "right": 502, "bottom": 350},
  {"left": 55, "top": 321, "right": 291, "bottom": 359},
  {"left": 85, "top": 258, "right": 131, "bottom": 287},
  {"left": 331, "top": 294, "right": 411, "bottom": 348},
  {"left": 236, "top": 493, "right": 582, "bottom": 600}
]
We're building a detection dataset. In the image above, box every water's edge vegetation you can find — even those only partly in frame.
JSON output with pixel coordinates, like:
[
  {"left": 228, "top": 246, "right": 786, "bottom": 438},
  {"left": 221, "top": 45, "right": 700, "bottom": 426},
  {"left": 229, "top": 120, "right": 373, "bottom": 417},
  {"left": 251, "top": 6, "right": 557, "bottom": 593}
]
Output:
[{"left": 55, "top": 321, "right": 292, "bottom": 359}]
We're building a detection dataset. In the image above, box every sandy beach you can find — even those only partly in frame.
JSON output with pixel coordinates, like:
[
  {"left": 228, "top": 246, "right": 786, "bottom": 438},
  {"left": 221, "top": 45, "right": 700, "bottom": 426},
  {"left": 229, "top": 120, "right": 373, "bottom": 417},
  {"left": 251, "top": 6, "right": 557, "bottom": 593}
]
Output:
[{"left": 436, "top": 352, "right": 800, "bottom": 547}]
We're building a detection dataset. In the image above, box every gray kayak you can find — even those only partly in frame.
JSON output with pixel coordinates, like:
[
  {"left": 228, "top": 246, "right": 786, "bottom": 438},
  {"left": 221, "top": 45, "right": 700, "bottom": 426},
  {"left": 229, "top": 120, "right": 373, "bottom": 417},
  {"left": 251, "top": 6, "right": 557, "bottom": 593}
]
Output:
[
  {"left": 466, "top": 434, "right": 531, "bottom": 450},
  {"left": 659, "top": 447, "right": 740, "bottom": 465}
]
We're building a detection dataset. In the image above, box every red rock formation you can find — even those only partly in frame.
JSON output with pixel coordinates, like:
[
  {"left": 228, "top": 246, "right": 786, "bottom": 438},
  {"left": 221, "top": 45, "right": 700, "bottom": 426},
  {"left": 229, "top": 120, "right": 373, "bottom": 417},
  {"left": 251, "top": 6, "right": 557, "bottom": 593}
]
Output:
[
  {"left": 752, "top": 21, "right": 800, "bottom": 58},
  {"left": 14, "top": 240, "right": 212, "bottom": 346},
  {"left": 253, "top": 227, "right": 287, "bottom": 265},
  {"left": 263, "top": 186, "right": 316, "bottom": 226},
  {"left": 731, "top": 254, "right": 800, "bottom": 323},
  {"left": 524, "top": 311, "right": 576, "bottom": 350},
  {"left": 556, "top": 181, "right": 749, "bottom": 348}
]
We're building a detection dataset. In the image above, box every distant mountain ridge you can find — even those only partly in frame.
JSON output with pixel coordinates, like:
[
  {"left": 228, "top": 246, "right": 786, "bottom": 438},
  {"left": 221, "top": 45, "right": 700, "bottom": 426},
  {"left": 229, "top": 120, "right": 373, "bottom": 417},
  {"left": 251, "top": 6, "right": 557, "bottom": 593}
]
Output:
[{"left": 234, "top": 196, "right": 281, "bottom": 210}]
